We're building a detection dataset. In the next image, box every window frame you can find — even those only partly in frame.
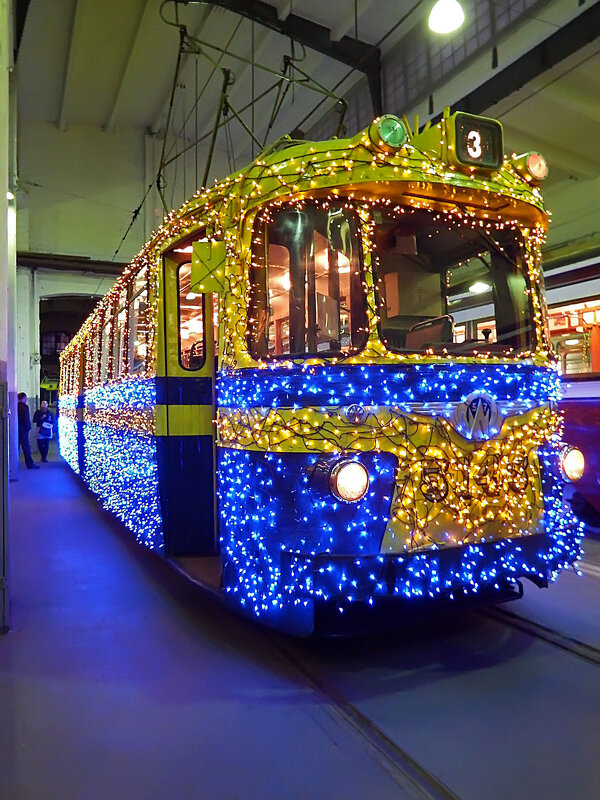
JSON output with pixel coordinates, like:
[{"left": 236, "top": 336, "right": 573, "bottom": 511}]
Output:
[
  {"left": 177, "top": 261, "right": 206, "bottom": 371},
  {"left": 246, "top": 200, "right": 369, "bottom": 361},
  {"left": 99, "top": 309, "right": 113, "bottom": 383},
  {"left": 112, "top": 288, "right": 129, "bottom": 379},
  {"left": 128, "top": 270, "right": 149, "bottom": 376},
  {"left": 371, "top": 206, "right": 539, "bottom": 358}
]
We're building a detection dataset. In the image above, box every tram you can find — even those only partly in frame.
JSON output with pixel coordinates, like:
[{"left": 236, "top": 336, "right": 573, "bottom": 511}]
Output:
[
  {"left": 59, "top": 109, "right": 585, "bottom": 635},
  {"left": 561, "top": 376, "right": 600, "bottom": 528}
]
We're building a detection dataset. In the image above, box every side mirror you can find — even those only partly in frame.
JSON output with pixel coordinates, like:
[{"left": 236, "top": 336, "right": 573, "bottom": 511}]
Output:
[{"left": 192, "top": 240, "right": 226, "bottom": 294}]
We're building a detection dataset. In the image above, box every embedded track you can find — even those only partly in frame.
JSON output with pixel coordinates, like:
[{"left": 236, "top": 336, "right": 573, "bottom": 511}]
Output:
[
  {"left": 482, "top": 602, "right": 600, "bottom": 667},
  {"left": 268, "top": 634, "right": 461, "bottom": 800},
  {"left": 268, "top": 562, "right": 600, "bottom": 800}
]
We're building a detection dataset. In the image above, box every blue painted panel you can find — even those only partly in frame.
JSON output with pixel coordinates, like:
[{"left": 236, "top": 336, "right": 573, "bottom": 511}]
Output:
[
  {"left": 155, "top": 376, "right": 213, "bottom": 406},
  {"left": 156, "top": 434, "right": 216, "bottom": 556},
  {"left": 84, "top": 423, "right": 163, "bottom": 551},
  {"left": 216, "top": 441, "right": 583, "bottom": 631},
  {"left": 81, "top": 379, "right": 163, "bottom": 551},
  {"left": 217, "top": 362, "right": 560, "bottom": 410},
  {"left": 217, "top": 448, "right": 396, "bottom": 622}
]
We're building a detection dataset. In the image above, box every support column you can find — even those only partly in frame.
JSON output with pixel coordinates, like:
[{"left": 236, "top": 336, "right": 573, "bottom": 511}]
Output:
[
  {"left": 29, "top": 268, "right": 40, "bottom": 407},
  {"left": 0, "top": 0, "right": 15, "bottom": 632},
  {"left": 7, "top": 68, "right": 17, "bottom": 479}
]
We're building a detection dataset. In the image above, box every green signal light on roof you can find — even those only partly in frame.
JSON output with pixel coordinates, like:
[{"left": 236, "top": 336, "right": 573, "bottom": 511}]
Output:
[{"left": 372, "top": 115, "right": 409, "bottom": 150}]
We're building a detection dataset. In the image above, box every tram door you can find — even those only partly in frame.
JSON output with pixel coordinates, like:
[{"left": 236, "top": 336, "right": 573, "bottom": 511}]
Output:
[{"left": 157, "top": 242, "right": 223, "bottom": 557}]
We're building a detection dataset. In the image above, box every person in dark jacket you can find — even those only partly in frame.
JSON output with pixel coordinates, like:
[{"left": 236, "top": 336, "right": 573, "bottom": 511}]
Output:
[
  {"left": 33, "top": 399, "right": 54, "bottom": 462},
  {"left": 17, "top": 392, "right": 39, "bottom": 469}
]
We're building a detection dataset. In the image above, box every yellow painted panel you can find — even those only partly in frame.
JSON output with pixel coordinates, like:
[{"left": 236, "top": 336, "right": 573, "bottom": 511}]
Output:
[
  {"left": 157, "top": 404, "right": 215, "bottom": 437},
  {"left": 155, "top": 404, "right": 168, "bottom": 436}
]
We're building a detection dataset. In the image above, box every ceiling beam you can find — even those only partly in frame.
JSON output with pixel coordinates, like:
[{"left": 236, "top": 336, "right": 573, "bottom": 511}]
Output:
[
  {"left": 104, "top": 0, "right": 153, "bottom": 133},
  {"left": 204, "top": 0, "right": 382, "bottom": 115},
  {"left": 17, "top": 251, "right": 126, "bottom": 276},
  {"left": 58, "top": 0, "right": 85, "bottom": 132},
  {"left": 275, "top": 0, "right": 292, "bottom": 21},
  {"left": 330, "top": 0, "right": 377, "bottom": 42}
]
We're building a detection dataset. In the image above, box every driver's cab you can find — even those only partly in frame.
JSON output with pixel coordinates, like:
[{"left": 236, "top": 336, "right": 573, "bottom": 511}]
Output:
[{"left": 373, "top": 205, "right": 536, "bottom": 356}]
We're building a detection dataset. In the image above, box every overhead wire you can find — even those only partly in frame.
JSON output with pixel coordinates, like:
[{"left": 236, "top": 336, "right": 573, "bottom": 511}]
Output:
[
  {"left": 113, "top": 0, "right": 372, "bottom": 258},
  {"left": 164, "top": 16, "right": 244, "bottom": 162},
  {"left": 293, "top": 0, "right": 426, "bottom": 134}
]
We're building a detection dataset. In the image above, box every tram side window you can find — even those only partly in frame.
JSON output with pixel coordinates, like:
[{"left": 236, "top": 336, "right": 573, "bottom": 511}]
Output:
[
  {"left": 547, "top": 299, "right": 600, "bottom": 375},
  {"left": 100, "top": 316, "right": 112, "bottom": 382},
  {"left": 92, "top": 327, "right": 102, "bottom": 386},
  {"left": 112, "top": 289, "right": 128, "bottom": 378},
  {"left": 248, "top": 202, "right": 368, "bottom": 358},
  {"left": 129, "top": 268, "right": 148, "bottom": 374},
  {"left": 178, "top": 262, "right": 205, "bottom": 370}
]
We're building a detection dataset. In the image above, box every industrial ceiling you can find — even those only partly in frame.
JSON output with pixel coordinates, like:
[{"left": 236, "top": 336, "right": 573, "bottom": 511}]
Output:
[{"left": 14, "top": 0, "right": 600, "bottom": 264}]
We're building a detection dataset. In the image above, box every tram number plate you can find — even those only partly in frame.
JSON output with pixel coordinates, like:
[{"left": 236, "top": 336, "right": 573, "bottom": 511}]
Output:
[{"left": 419, "top": 453, "right": 528, "bottom": 503}]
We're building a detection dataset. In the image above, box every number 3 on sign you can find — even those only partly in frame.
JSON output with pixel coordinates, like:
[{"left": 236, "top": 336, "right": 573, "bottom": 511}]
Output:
[{"left": 466, "top": 129, "right": 482, "bottom": 159}]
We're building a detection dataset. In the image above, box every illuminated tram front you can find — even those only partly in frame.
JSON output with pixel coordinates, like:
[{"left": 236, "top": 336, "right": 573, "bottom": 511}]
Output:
[{"left": 59, "top": 109, "right": 584, "bottom": 635}]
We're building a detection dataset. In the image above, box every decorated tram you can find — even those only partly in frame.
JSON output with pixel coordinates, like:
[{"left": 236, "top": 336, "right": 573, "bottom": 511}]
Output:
[{"left": 59, "top": 109, "right": 585, "bottom": 635}]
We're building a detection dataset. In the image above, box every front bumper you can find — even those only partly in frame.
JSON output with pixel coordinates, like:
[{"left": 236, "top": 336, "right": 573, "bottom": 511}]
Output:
[{"left": 278, "top": 528, "right": 582, "bottom": 635}]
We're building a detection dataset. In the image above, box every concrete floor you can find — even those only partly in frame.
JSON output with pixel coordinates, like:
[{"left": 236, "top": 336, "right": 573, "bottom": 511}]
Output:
[{"left": 0, "top": 446, "right": 406, "bottom": 800}]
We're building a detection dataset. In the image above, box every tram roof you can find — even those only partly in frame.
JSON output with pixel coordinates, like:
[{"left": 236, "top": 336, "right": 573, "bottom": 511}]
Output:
[{"left": 61, "top": 111, "right": 548, "bottom": 360}]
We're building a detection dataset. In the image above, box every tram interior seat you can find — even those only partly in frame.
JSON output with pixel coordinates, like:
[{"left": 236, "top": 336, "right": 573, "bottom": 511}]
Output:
[
  {"left": 381, "top": 315, "right": 422, "bottom": 349},
  {"left": 405, "top": 315, "right": 453, "bottom": 350},
  {"left": 384, "top": 314, "right": 453, "bottom": 350}
]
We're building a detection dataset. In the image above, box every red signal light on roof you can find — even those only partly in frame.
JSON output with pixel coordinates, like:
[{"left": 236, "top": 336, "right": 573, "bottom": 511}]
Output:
[
  {"left": 511, "top": 151, "right": 548, "bottom": 184},
  {"left": 527, "top": 152, "right": 548, "bottom": 180}
]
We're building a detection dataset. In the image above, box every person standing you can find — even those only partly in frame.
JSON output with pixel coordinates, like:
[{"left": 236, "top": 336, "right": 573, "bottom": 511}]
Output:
[
  {"left": 33, "top": 399, "right": 54, "bottom": 462},
  {"left": 17, "top": 392, "right": 39, "bottom": 470}
]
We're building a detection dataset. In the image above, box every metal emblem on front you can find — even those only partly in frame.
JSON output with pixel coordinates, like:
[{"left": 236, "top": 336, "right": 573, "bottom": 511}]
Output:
[
  {"left": 345, "top": 404, "right": 367, "bottom": 425},
  {"left": 451, "top": 392, "right": 504, "bottom": 441}
]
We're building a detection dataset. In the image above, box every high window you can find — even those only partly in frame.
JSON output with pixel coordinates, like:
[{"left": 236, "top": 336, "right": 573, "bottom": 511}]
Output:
[
  {"left": 248, "top": 202, "right": 368, "bottom": 358},
  {"left": 41, "top": 332, "right": 70, "bottom": 355},
  {"left": 129, "top": 268, "right": 148, "bottom": 374}
]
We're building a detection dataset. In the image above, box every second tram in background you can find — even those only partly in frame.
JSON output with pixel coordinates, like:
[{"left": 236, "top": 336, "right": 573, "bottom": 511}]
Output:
[
  {"left": 530, "top": 258, "right": 600, "bottom": 529},
  {"left": 59, "top": 109, "right": 585, "bottom": 635}
]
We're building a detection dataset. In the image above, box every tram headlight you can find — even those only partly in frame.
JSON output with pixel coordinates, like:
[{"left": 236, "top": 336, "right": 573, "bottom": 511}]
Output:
[
  {"left": 330, "top": 460, "right": 370, "bottom": 502},
  {"left": 526, "top": 152, "right": 548, "bottom": 180},
  {"left": 559, "top": 446, "right": 585, "bottom": 482}
]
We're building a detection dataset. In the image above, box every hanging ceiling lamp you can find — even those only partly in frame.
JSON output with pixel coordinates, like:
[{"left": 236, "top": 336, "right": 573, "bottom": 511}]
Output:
[{"left": 428, "top": 0, "right": 465, "bottom": 34}]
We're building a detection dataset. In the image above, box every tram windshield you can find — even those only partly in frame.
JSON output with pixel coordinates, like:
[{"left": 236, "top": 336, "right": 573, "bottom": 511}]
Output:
[
  {"left": 248, "top": 202, "right": 368, "bottom": 358},
  {"left": 374, "top": 207, "right": 535, "bottom": 355}
]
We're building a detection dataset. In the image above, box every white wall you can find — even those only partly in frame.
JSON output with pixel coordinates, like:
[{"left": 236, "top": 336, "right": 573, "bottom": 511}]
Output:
[
  {"left": 17, "top": 121, "right": 232, "bottom": 265},
  {"left": 14, "top": 115, "right": 231, "bottom": 408},
  {"left": 18, "top": 122, "right": 147, "bottom": 262},
  {"left": 545, "top": 173, "right": 600, "bottom": 253}
]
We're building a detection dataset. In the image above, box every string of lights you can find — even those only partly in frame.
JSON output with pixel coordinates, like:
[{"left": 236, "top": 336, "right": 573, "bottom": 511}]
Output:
[{"left": 58, "top": 112, "right": 582, "bottom": 633}]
